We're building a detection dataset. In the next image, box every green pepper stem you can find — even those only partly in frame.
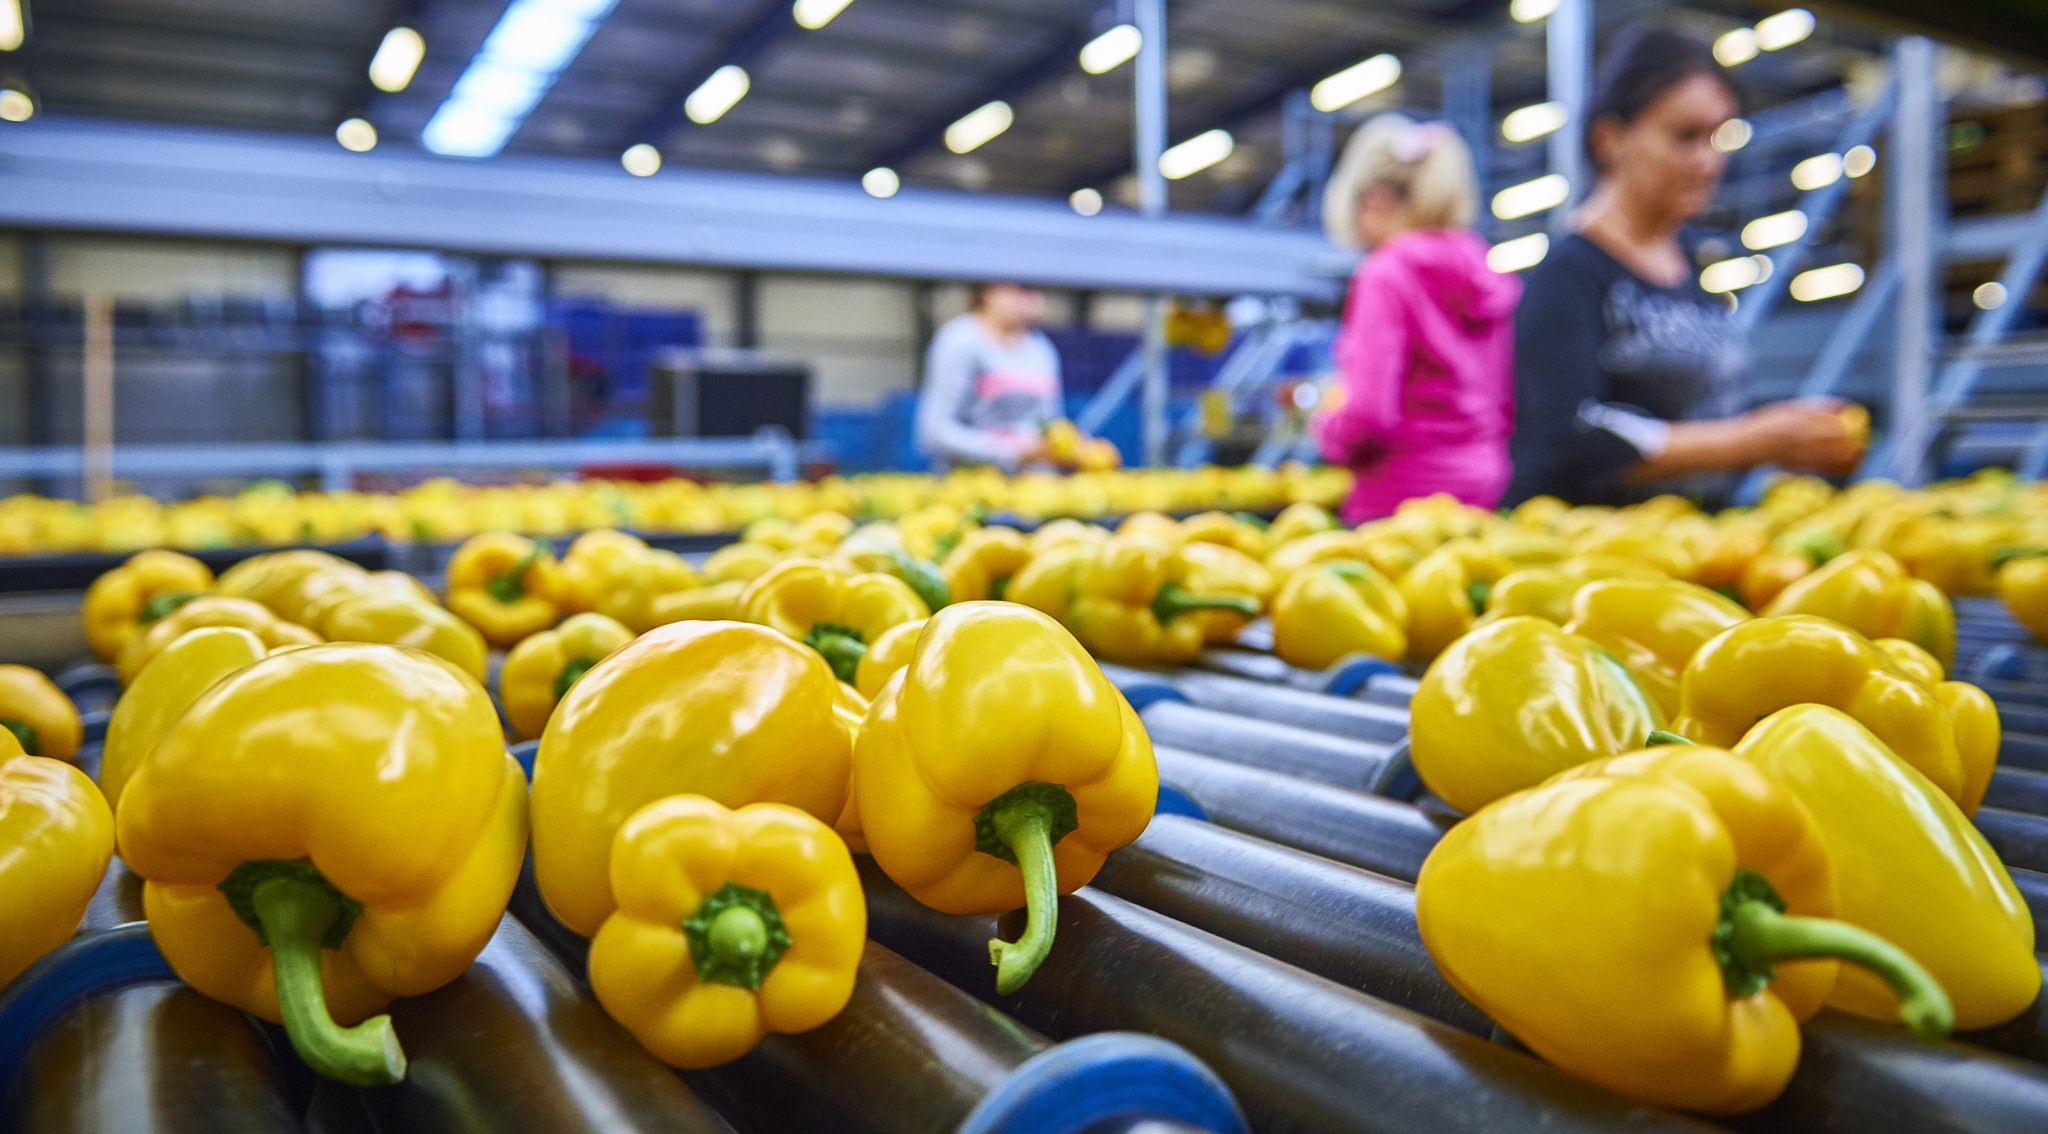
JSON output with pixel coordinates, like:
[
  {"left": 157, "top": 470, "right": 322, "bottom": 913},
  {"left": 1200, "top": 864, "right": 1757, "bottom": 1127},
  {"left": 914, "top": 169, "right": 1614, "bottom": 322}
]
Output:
[
  {"left": 803, "top": 623, "right": 867, "bottom": 684},
  {"left": 1644, "top": 729, "right": 1695, "bottom": 747},
  {"left": 2, "top": 719, "right": 39, "bottom": 757},
  {"left": 1152, "top": 583, "right": 1260, "bottom": 624},
  {"left": 989, "top": 575, "right": 1012, "bottom": 603},
  {"left": 1466, "top": 579, "right": 1493, "bottom": 613},
  {"left": 552, "top": 657, "right": 597, "bottom": 702},
  {"left": 1718, "top": 874, "right": 1952, "bottom": 1043},
  {"left": 986, "top": 801, "right": 1061, "bottom": 995},
  {"left": 486, "top": 546, "right": 544, "bottom": 605},
  {"left": 708, "top": 906, "right": 769, "bottom": 968},
  {"left": 249, "top": 874, "right": 407, "bottom": 1086}
]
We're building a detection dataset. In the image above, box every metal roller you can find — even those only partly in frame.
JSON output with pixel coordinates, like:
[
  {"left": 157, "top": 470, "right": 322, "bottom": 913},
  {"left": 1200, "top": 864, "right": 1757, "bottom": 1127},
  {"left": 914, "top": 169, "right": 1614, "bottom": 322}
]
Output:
[
  {"left": 1996, "top": 702, "right": 2048, "bottom": 737},
  {"left": 1090, "top": 815, "right": 1492, "bottom": 1036},
  {"left": 1138, "top": 702, "right": 1402, "bottom": 793},
  {"left": 1975, "top": 807, "right": 2048, "bottom": 874},
  {"left": 1736, "top": 1012, "right": 2048, "bottom": 1134},
  {"left": 1999, "top": 735, "right": 2048, "bottom": 775},
  {"left": 1156, "top": 747, "right": 1444, "bottom": 881},
  {"left": 1153, "top": 669, "right": 1410, "bottom": 745},
  {"left": 0, "top": 926, "right": 301, "bottom": 1134},
  {"left": 1186, "top": 647, "right": 1326, "bottom": 692},
  {"left": 2007, "top": 866, "right": 2048, "bottom": 929},
  {"left": 859, "top": 867, "right": 1719, "bottom": 1134},
  {"left": 507, "top": 862, "right": 1248, "bottom": 1134},
  {"left": 1987, "top": 768, "right": 2048, "bottom": 816},
  {"left": 1980, "top": 677, "right": 2048, "bottom": 709},
  {"left": 78, "top": 857, "right": 145, "bottom": 932},
  {"left": 1961, "top": 963, "right": 2048, "bottom": 1066},
  {"left": 1359, "top": 673, "right": 1419, "bottom": 710}
]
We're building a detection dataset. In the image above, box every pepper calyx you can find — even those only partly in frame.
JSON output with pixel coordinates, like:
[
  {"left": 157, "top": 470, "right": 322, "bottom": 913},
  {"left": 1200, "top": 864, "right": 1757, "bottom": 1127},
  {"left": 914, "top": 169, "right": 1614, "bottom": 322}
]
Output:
[
  {"left": 1152, "top": 583, "right": 1260, "bottom": 625},
  {"left": 486, "top": 545, "right": 544, "bottom": 605},
  {"left": 683, "top": 881, "right": 793, "bottom": 990},
  {"left": 1644, "top": 729, "right": 1695, "bottom": 747},
  {"left": 975, "top": 782, "right": 1079, "bottom": 995},
  {"left": 1465, "top": 579, "right": 1493, "bottom": 613},
  {"left": 139, "top": 591, "right": 202, "bottom": 624},
  {"left": 2, "top": 719, "right": 38, "bottom": 757},
  {"left": 803, "top": 622, "right": 868, "bottom": 684},
  {"left": 221, "top": 860, "right": 362, "bottom": 949},
  {"left": 553, "top": 657, "right": 598, "bottom": 701}
]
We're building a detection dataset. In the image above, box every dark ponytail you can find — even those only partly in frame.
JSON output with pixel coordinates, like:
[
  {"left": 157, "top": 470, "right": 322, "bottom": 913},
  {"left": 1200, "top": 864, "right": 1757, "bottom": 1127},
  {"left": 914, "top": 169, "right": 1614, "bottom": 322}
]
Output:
[{"left": 1584, "top": 25, "right": 1744, "bottom": 172}]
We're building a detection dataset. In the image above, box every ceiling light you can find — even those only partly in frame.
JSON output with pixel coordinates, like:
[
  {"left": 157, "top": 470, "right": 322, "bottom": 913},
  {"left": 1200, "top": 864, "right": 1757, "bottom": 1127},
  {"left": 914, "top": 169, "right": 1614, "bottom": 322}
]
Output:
[
  {"left": 1712, "top": 118, "right": 1752, "bottom": 153},
  {"left": 793, "top": 0, "right": 856, "bottom": 29},
  {"left": 1843, "top": 144, "right": 1876, "bottom": 178},
  {"left": 1791, "top": 152, "right": 1843, "bottom": 191},
  {"left": 1491, "top": 173, "right": 1569, "bottom": 220},
  {"left": 1755, "top": 8, "right": 1815, "bottom": 51},
  {"left": 1487, "top": 233, "right": 1549, "bottom": 273},
  {"left": 862, "top": 166, "right": 900, "bottom": 198},
  {"left": 1310, "top": 54, "right": 1401, "bottom": 113},
  {"left": 621, "top": 143, "right": 661, "bottom": 176},
  {"left": 945, "top": 100, "right": 1014, "bottom": 154},
  {"left": 1, "top": 0, "right": 24, "bottom": 51},
  {"left": 685, "top": 64, "right": 750, "bottom": 125},
  {"left": 421, "top": 0, "right": 619, "bottom": 158},
  {"left": 1700, "top": 255, "right": 1772, "bottom": 294},
  {"left": 369, "top": 27, "right": 426, "bottom": 93},
  {"left": 1079, "top": 24, "right": 1141, "bottom": 75},
  {"left": 1160, "top": 129, "right": 1234, "bottom": 179},
  {"left": 1070, "top": 187, "right": 1104, "bottom": 216},
  {"left": 1790, "top": 263, "right": 1865, "bottom": 302},
  {"left": 336, "top": 118, "right": 378, "bottom": 152},
  {"left": 1501, "top": 101, "right": 1568, "bottom": 143},
  {"left": 0, "top": 88, "right": 32, "bottom": 122},
  {"left": 1975, "top": 281, "right": 2009, "bottom": 310},
  {"left": 1742, "top": 210, "right": 1808, "bottom": 250},
  {"left": 1510, "top": 0, "right": 1559, "bottom": 22},
  {"left": 1714, "top": 27, "right": 1759, "bottom": 66}
]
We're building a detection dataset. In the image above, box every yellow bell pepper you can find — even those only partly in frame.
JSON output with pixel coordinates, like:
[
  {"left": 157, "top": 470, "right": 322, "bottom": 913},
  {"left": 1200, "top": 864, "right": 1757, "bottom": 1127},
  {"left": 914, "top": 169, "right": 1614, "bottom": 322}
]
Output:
[
  {"left": 0, "top": 728, "right": 115, "bottom": 989},
  {"left": 1420, "top": 745, "right": 1951, "bottom": 1113},
  {"left": 1763, "top": 550, "right": 1955, "bottom": 672},
  {"left": 1885, "top": 512, "right": 2003, "bottom": 596},
  {"left": 1261, "top": 529, "right": 1362, "bottom": 582},
  {"left": 1720, "top": 706, "right": 2038, "bottom": 1030},
  {"left": 1673, "top": 615, "right": 1967, "bottom": 806},
  {"left": 855, "top": 602, "right": 1156, "bottom": 992},
  {"left": 854, "top": 617, "right": 927, "bottom": 700},
  {"left": 318, "top": 595, "right": 489, "bottom": 686},
  {"left": 647, "top": 580, "right": 746, "bottom": 625},
  {"left": 1266, "top": 501, "right": 1338, "bottom": 546},
  {"left": 1025, "top": 518, "right": 1109, "bottom": 555},
  {"left": 81, "top": 548, "right": 215, "bottom": 661},
  {"left": 1179, "top": 510, "right": 1270, "bottom": 559},
  {"left": 1693, "top": 513, "right": 1773, "bottom": 591},
  {"left": 1569, "top": 527, "right": 1696, "bottom": 579},
  {"left": 532, "top": 621, "right": 856, "bottom": 937},
  {"left": 0, "top": 664, "right": 81, "bottom": 764},
  {"left": 588, "top": 794, "right": 864, "bottom": 1069},
  {"left": 1871, "top": 638, "right": 2001, "bottom": 817},
  {"left": 1995, "top": 551, "right": 2048, "bottom": 644},
  {"left": 832, "top": 541, "right": 951, "bottom": 613},
  {"left": 702, "top": 541, "right": 783, "bottom": 585},
  {"left": 293, "top": 568, "right": 438, "bottom": 632},
  {"left": 1737, "top": 529, "right": 1844, "bottom": 611},
  {"left": 1398, "top": 539, "right": 1514, "bottom": 661},
  {"left": 1477, "top": 557, "right": 1662, "bottom": 626},
  {"left": 100, "top": 626, "right": 268, "bottom": 814},
  {"left": 116, "top": 644, "right": 528, "bottom": 1085},
  {"left": 1270, "top": 559, "right": 1407, "bottom": 669},
  {"left": 592, "top": 547, "right": 699, "bottom": 634},
  {"left": 117, "top": 596, "right": 322, "bottom": 685},
  {"left": 1561, "top": 577, "right": 1749, "bottom": 718},
  {"left": 445, "top": 532, "right": 563, "bottom": 647},
  {"left": 738, "top": 558, "right": 931, "bottom": 683},
  {"left": 940, "top": 526, "right": 1033, "bottom": 603},
  {"left": 1409, "top": 616, "right": 1661, "bottom": 815},
  {"left": 1115, "top": 511, "right": 1185, "bottom": 543},
  {"left": 1005, "top": 541, "right": 1100, "bottom": 622},
  {"left": 1067, "top": 535, "right": 1261, "bottom": 664},
  {"left": 499, "top": 612, "right": 636, "bottom": 741},
  {"left": 1480, "top": 528, "right": 1570, "bottom": 568},
  {"left": 217, "top": 550, "right": 353, "bottom": 624},
  {"left": 1180, "top": 542, "right": 1274, "bottom": 645},
  {"left": 556, "top": 529, "right": 651, "bottom": 614}
]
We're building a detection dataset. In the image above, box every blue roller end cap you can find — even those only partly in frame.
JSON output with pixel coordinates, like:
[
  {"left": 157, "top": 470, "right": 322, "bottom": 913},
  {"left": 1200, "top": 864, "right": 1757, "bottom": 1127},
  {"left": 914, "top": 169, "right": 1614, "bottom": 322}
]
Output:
[
  {"left": 510, "top": 740, "right": 541, "bottom": 780},
  {"left": 1155, "top": 783, "right": 1209, "bottom": 821},
  {"left": 958, "top": 1031, "right": 1249, "bottom": 1134},
  {"left": 1118, "top": 682, "right": 1189, "bottom": 711},
  {"left": 1972, "top": 644, "right": 2027, "bottom": 684},
  {"left": 79, "top": 709, "right": 111, "bottom": 748},
  {"left": 0, "top": 925, "right": 176, "bottom": 1086},
  {"left": 1321, "top": 654, "right": 1403, "bottom": 698}
]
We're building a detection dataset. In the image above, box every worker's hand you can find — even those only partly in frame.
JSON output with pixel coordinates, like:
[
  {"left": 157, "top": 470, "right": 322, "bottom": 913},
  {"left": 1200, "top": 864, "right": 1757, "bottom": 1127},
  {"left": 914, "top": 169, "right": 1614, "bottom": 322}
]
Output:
[
  {"left": 1744, "top": 398, "right": 1864, "bottom": 475},
  {"left": 1015, "top": 437, "right": 1060, "bottom": 468}
]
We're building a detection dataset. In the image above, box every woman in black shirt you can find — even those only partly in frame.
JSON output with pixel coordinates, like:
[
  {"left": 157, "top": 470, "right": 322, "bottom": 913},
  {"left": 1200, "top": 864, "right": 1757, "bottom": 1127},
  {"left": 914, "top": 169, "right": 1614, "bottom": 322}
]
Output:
[{"left": 1505, "top": 27, "right": 1863, "bottom": 506}]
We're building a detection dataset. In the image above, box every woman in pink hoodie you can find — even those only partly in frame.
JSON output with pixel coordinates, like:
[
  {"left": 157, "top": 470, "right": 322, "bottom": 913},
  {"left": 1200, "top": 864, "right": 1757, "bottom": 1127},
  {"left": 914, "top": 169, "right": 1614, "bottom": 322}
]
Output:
[{"left": 1312, "top": 114, "right": 1521, "bottom": 524}]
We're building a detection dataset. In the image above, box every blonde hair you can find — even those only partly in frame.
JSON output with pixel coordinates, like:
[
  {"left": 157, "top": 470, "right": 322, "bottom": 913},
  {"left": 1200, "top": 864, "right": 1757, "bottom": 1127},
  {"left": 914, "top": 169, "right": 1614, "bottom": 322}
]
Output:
[{"left": 1321, "top": 113, "right": 1479, "bottom": 250}]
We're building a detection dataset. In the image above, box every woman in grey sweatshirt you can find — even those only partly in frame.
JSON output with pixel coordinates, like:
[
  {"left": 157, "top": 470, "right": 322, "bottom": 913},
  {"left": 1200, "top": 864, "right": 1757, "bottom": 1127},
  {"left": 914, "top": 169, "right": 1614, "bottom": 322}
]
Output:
[{"left": 915, "top": 282, "right": 1065, "bottom": 471}]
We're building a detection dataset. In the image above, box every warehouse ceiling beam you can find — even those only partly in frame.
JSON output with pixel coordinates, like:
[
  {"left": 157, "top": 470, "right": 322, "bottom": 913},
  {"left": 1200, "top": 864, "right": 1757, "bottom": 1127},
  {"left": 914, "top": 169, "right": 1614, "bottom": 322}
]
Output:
[
  {"left": 626, "top": 0, "right": 799, "bottom": 149},
  {"left": 0, "top": 116, "right": 1346, "bottom": 299},
  {"left": 866, "top": 25, "right": 1091, "bottom": 172}
]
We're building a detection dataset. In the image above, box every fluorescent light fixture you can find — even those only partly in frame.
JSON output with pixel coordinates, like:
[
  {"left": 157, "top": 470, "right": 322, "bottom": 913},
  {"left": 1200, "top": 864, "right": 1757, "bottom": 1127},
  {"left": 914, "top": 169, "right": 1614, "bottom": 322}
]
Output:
[
  {"left": 684, "top": 64, "right": 750, "bottom": 124},
  {"left": 1791, "top": 152, "right": 1843, "bottom": 191},
  {"left": 1491, "top": 173, "right": 1569, "bottom": 220},
  {"left": 1843, "top": 144, "right": 1876, "bottom": 178},
  {"left": 1714, "top": 27, "right": 1759, "bottom": 66},
  {"left": 369, "top": 27, "right": 426, "bottom": 92},
  {"left": 1487, "top": 232, "right": 1550, "bottom": 273},
  {"left": 862, "top": 166, "right": 900, "bottom": 198},
  {"left": 1, "top": 0, "right": 24, "bottom": 51},
  {"left": 1080, "top": 24, "right": 1141, "bottom": 75},
  {"left": 1975, "top": 281, "right": 2009, "bottom": 310},
  {"left": 1310, "top": 54, "right": 1401, "bottom": 113},
  {"left": 1501, "top": 101, "right": 1568, "bottom": 143},
  {"left": 1160, "top": 128, "right": 1234, "bottom": 179},
  {"left": 1071, "top": 187, "right": 1104, "bottom": 216},
  {"left": 336, "top": 118, "right": 379, "bottom": 152},
  {"left": 1742, "top": 210, "right": 1808, "bottom": 250},
  {"left": 1755, "top": 8, "right": 1815, "bottom": 51},
  {"left": 1712, "top": 118, "right": 1752, "bottom": 153},
  {"left": 1700, "top": 255, "right": 1772, "bottom": 294},
  {"left": 793, "top": 0, "right": 856, "bottom": 30},
  {"left": 621, "top": 143, "right": 661, "bottom": 176},
  {"left": 0, "top": 88, "right": 32, "bottom": 122},
  {"left": 945, "top": 100, "right": 1013, "bottom": 154},
  {"left": 1510, "top": 0, "right": 1559, "bottom": 22},
  {"left": 1790, "top": 263, "right": 1864, "bottom": 302},
  {"left": 421, "top": 0, "right": 619, "bottom": 158}
]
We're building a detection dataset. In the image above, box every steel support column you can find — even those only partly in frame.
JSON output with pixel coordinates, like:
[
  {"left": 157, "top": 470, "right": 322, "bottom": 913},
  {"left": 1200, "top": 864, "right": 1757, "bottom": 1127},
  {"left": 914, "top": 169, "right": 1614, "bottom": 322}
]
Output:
[
  {"left": 1888, "top": 36, "right": 1941, "bottom": 485},
  {"left": 1134, "top": 0, "right": 1170, "bottom": 467},
  {"left": 1545, "top": 0, "right": 1593, "bottom": 219}
]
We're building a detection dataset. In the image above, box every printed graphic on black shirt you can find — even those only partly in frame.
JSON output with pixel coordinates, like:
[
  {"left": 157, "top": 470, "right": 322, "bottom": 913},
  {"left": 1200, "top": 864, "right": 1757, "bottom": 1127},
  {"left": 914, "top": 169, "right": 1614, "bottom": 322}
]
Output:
[{"left": 1597, "top": 279, "right": 1745, "bottom": 423}]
